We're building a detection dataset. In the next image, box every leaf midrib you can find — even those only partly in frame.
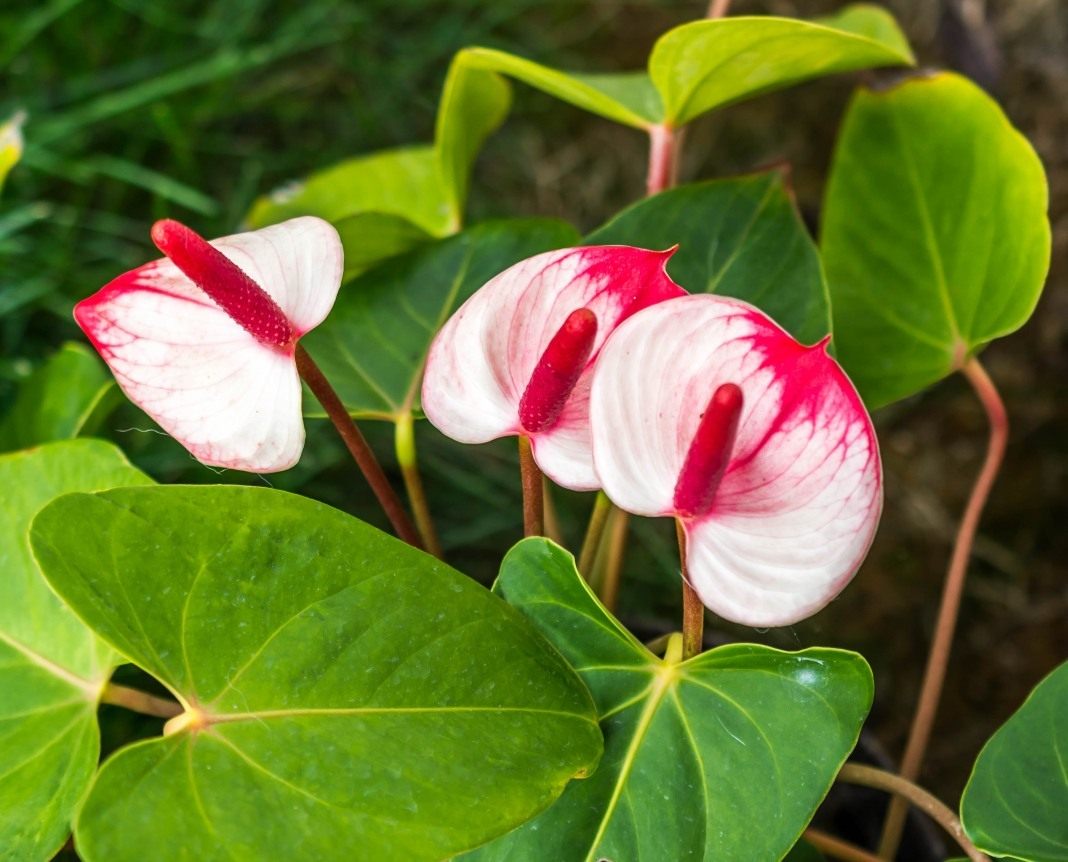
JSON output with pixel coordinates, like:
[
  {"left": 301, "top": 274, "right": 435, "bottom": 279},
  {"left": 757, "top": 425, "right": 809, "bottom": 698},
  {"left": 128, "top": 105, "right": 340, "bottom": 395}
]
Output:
[
  {"left": 195, "top": 705, "right": 601, "bottom": 728},
  {"left": 583, "top": 665, "right": 672, "bottom": 861}
]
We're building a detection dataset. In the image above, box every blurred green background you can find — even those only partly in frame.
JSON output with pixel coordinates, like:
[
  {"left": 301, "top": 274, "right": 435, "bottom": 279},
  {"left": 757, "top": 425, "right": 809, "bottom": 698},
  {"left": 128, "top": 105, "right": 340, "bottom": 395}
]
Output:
[{"left": 2, "top": 0, "right": 1065, "bottom": 834}]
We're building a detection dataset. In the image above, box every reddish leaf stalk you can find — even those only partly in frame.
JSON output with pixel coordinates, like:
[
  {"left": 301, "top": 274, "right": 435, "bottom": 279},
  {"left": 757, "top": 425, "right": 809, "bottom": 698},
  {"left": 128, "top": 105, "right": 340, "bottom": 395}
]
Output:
[
  {"left": 878, "top": 357, "right": 1008, "bottom": 859},
  {"left": 296, "top": 346, "right": 423, "bottom": 548},
  {"left": 804, "top": 829, "right": 882, "bottom": 862},
  {"left": 518, "top": 435, "right": 544, "bottom": 537},
  {"left": 646, "top": 124, "right": 677, "bottom": 196}
]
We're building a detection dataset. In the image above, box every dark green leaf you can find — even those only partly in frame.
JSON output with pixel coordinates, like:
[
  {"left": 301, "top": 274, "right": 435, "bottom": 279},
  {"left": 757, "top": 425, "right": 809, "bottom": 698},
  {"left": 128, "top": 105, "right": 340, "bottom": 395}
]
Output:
[
  {"left": 587, "top": 171, "right": 830, "bottom": 343},
  {"left": 466, "top": 539, "right": 873, "bottom": 862},
  {"left": 30, "top": 486, "right": 602, "bottom": 862},
  {"left": 821, "top": 72, "right": 1051, "bottom": 407},
  {"left": 650, "top": 8, "right": 913, "bottom": 126},
  {"left": 304, "top": 217, "right": 580, "bottom": 421},
  {"left": 961, "top": 660, "right": 1068, "bottom": 861},
  {"left": 0, "top": 440, "right": 150, "bottom": 860},
  {"left": 0, "top": 342, "right": 119, "bottom": 452}
]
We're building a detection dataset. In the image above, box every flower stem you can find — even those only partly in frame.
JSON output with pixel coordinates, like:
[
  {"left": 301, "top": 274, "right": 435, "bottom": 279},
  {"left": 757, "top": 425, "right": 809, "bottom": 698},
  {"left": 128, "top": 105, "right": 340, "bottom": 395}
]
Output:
[
  {"left": 295, "top": 345, "right": 422, "bottom": 549},
  {"left": 578, "top": 491, "right": 613, "bottom": 578},
  {"left": 804, "top": 829, "right": 882, "bottom": 862},
  {"left": 394, "top": 411, "right": 443, "bottom": 558},
  {"left": 100, "top": 683, "right": 182, "bottom": 719},
  {"left": 707, "top": 0, "right": 732, "bottom": 17},
  {"left": 677, "top": 520, "right": 704, "bottom": 659},
  {"left": 878, "top": 357, "right": 1007, "bottom": 859},
  {"left": 600, "top": 508, "right": 629, "bottom": 611},
  {"left": 518, "top": 435, "right": 544, "bottom": 537},
  {"left": 840, "top": 764, "right": 991, "bottom": 862}
]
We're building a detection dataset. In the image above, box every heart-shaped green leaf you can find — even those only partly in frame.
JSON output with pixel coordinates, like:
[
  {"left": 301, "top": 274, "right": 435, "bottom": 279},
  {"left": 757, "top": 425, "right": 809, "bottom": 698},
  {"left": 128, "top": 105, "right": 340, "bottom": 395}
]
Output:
[
  {"left": 303, "top": 217, "right": 579, "bottom": 421},
  {"left": 0, "top": 111, "right": 23, "bottom": 193},
  {"left": 821, "top": 72, "right": 1051, "bottom": 407},
  {"left": 587, "top": 170, "right": 830, "bottom": 343},
  {"left": 960, "top": 660, "right": 1068, "bottom": 861},
  {"left": 30, "top": 486, "right": 602, "bottom": 862},
  {"left": 0, "top": 440, "right": 149, "bottom": 860},
  {"left": 0, "top": 343, "right": 119, "bottom": 452},
  {"left": 650, "top": 6, "right": 913, "bottom": 126},
  {"left": 465, "top": 539, "right": 873, "bottom": 861}
]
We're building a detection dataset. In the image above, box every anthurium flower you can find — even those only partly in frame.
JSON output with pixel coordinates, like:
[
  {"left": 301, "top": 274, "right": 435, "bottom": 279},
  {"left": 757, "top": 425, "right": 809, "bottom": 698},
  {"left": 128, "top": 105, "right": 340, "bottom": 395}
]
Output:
[
  {"left": 589, "top": 294, "right": 882, "bottom": 626},
  {"left": 421, "top": 246, "right": 686, "bottom": 490},
  {"left": 75, "top": 217, "right": 343, "bottom": 472}
]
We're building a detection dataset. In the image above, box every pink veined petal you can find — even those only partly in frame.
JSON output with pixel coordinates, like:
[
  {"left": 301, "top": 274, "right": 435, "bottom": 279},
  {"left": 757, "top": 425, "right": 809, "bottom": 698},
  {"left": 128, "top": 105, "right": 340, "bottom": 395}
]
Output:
[
  {"left": 208, "top": 216, "right": 343, "bottom": 336},
  {"left": 421, "top": 245, "right": 685, "bottom": 490},
  {"left": 590, "top": 294, "right": 882, "bottom": 625},
  {"left": 72, "top": 219, "right": 342, "bottom": 473},
  {"left": 76, "top": 275, "right": 304, "bottom": 472}
]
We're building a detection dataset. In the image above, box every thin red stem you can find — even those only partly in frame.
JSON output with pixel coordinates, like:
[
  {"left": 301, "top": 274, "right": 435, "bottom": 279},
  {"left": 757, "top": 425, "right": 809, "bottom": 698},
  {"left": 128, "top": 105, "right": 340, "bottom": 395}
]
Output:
[
  {"left": 677, "top": 521, "right": 704, "bottom": 660},
  {"left": 707, "top": 0, "right": 732, "bottom": 18},
  {"left": 518, "top": 435, "right": 544, "bottom": 538},
  {"left": 878, "top": 357, "right": 1007, "bottom": 859},
  {"left": 296, "top": 346, "right": 423, "bottom": 548}
]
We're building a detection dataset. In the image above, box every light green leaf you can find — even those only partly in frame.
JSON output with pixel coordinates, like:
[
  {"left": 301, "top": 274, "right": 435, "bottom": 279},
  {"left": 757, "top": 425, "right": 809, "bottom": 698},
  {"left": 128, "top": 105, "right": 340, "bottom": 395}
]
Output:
[
  {"left": 246, "top": 145, "right": 447, "bottom": 233},
  {"left": 436, "top": 53, "right": 512, "bottom": 220},
  {"left": 650, "top": 9, "right": 913, "bottom": 126},
  {"left": 0, "top": 342, "right": 119, "bottom": 452},
  {"left": 961, "top": 660, "right": 1068, "bottom": 861},
  {"left": 30, "top": 486, "right": 602, "bottom": 862},
  {"left": 816, "top": 3, "right": 913, "bottom": 58},
  {"left": 821, "top": 72, "right": 1051, "bottom": 407},
  {"left": 0, "top": 440, "right": 150, "bottom": 860},
  {"left": 465, "top": 539, "right": 873, "bottom": 862},
  {"left": 587, "top": 170, "right": 830, "bottom": 343},
  {"left": 303, "top": 217, "right": 579, "bottom": 421},
  {"left": 0, "top": 110, "right": 24, "bottom": 193},
  {"left": 454, "top": 47, "right": 660, "bottom": 129}
]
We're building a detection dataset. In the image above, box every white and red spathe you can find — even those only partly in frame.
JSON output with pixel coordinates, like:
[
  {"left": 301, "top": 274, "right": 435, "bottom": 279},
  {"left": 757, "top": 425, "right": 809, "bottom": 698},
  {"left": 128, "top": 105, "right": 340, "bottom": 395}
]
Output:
[
  {"left": 75, "top": 217, "right": 343, "bottom": 473},
  {"left": 589, "top": 294, "right": 883, "bottom": 627},
  {"left": 422, "top": 245, "right": 687, "bottom": 491}
]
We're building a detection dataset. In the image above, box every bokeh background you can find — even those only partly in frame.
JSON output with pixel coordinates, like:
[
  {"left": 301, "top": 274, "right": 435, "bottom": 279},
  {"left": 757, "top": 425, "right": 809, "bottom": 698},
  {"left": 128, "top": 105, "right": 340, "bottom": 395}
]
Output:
[{"left": 2, "top": 0, "right": 1064, "bottom": 850}]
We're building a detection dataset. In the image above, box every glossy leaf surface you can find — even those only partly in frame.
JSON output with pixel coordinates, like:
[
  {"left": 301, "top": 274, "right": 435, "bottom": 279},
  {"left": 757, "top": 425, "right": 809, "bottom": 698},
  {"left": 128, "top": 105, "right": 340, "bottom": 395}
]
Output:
[
  {"left": 822, "top": 72, "right": 1050, "bottom": 407},
  {"left": 304, "top": 218, "right": 579, "bottom": 421},
  {"left": 0, "top": 342, "right": 118, "bottom": 451},
  {"left": 30, "top": 486, "right": 602, "bottom": 862},
  {"left": 961, "top": 660, "right": 1068, "bottom": 861},
  {"left": 466, "top": 539, "right": 873, "bottom": 861},
  {"left": 650, "top": 7, "right": 913, "bottom": 126},
  {"left": 0, "top": 440, "right": 149, "bottom": 860},
  {"left": 587, "top": 171, "right": 830, "bottom": 343}
]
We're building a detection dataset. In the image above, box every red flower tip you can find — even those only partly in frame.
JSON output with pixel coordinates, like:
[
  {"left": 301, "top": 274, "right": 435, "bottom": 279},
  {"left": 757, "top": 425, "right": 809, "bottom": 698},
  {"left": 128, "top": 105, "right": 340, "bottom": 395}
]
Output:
[
  {"left": 150, "top": 219, "right": 295, "bottom": 350},
  {"left": 672, "top": 382, "right": 744, "bottom": 518},
  {"left": 519, "top": 307, "right": 599, "bottom": 434}
]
